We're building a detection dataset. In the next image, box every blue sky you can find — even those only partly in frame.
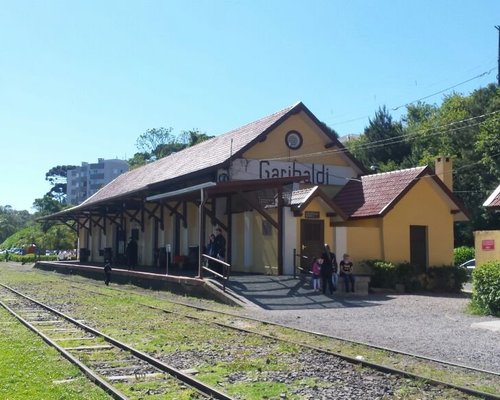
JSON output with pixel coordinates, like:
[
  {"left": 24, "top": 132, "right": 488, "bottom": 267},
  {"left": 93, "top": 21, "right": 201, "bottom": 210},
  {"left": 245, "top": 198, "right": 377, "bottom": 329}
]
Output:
[{"left": 1, "top": 1, "right": 499, "bottom": 212}]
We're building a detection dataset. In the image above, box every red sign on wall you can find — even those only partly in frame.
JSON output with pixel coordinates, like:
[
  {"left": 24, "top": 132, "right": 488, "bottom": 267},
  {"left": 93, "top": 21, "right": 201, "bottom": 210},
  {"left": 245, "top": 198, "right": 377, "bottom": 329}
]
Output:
[{"left": 482, "top": 240, "right": 495, "bottom": 251}]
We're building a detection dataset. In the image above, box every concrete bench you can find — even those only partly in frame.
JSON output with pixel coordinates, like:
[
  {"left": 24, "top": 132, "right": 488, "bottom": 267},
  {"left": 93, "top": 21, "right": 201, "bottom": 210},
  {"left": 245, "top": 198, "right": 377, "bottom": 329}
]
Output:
[{"left": 335, "top": 275, "right": 370, "bottom": 295}]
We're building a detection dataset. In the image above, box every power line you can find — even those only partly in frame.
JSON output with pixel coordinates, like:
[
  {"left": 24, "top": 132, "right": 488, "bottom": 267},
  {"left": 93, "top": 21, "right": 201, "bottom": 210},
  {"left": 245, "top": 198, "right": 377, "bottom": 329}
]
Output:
[
  {"left": 265, "top": 109, "right": 500, "bottom": 163},
  {"left": 391, "top": 68, "right": 496, "bottom": 111},
  {"left": 329, "top": 66, "right": 496, "bottom": 127}
]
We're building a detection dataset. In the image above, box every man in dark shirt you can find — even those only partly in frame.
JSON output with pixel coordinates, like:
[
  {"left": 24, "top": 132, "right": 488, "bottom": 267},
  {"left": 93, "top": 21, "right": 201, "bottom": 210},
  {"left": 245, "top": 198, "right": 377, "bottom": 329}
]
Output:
[
  {"left": 322, "top": 244, "right": 339, "bottom": 293},
  {"left": 213, "top": 228, "right": 226, "bottom": 260}
]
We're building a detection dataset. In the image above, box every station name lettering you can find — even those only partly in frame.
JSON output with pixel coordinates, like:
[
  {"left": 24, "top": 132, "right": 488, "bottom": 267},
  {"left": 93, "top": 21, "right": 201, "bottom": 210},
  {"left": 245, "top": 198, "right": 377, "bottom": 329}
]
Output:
[{"left": 258, "top": 160, "right": 330, "bottom": 185}]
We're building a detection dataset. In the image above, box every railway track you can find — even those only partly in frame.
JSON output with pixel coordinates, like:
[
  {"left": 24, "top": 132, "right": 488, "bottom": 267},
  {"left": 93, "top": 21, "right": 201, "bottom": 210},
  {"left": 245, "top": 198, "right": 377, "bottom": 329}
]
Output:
[
  {"left": 117, "top": 288, "right": 500, "bottom": 400},
  {"left": 0, "top": 283, "right": 234, "bottom": 400},
  {"left": 2, "top": 276, "right": 499, "bottom": 399},
  {"left": 68, "top": 280, "right": 500, "bottom": 400}
]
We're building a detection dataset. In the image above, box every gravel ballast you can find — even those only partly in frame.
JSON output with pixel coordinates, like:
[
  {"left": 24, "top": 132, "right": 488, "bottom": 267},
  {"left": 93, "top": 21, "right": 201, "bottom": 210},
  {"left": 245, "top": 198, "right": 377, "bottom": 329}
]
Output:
[{"left": 240, "top": 291, "right": 500, "bottom": 374}]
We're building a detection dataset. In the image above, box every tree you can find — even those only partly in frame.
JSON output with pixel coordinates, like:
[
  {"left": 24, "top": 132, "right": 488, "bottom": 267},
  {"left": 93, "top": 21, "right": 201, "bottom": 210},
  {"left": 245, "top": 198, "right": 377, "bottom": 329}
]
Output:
[
  {"left": 136, "top": 127, "right": 175, "bottom": 160},
  {"left": 0, "top": 205, "right": 33, "bottom": 244},
  {"left": 42, "top": 224, "right": 77, "bottom": 250},
  {"left": 1, "top": 223, "right": 76, "bottom": 251},
  {"left": 180, "top": 129, "right": 214, "bottom": 146},
  {"left": 347, "top": 106, "right": 410, "bottom": 171},
  {"left": 400, "top": 85, "right": 500, "bottom": 245},
  {"left": 33, "top": 195, "right": 64, "bottom": 217},
  {"left": 45, "top": 165, "right": 77, "bottom": 203},
  {"left": 128, "top": 152, "right": 151, "bottom": 170},
  {"left": 130, "top": 127, "right": 213, "bottom": 167}
]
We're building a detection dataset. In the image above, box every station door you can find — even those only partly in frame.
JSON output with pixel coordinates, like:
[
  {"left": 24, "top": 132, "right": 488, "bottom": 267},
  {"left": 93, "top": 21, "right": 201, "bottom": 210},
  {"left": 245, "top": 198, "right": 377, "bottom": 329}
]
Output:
[{"left": 300, "top": 219, "right": 324, "bottom": 272}]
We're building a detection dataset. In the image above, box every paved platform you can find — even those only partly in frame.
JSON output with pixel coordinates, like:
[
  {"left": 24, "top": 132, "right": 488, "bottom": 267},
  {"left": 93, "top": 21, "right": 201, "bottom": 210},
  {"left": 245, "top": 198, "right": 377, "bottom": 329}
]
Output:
[
  {"left": 224, "top": 274, "right": 374, "bottom": 310},
  {"left": 34, "top": 261, "right": 474, "bottom": 313}
]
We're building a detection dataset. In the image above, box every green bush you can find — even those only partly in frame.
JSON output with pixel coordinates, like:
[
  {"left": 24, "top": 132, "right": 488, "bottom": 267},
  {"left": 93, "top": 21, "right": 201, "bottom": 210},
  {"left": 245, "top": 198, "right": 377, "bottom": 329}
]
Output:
[
  {"left": 368, "top": 259, "right": 467, "bottom": 293},
  {"left": 454, "top": 246, "right": 474, "bottom": 266},
  {"left": 472, "top": 261, "right": 500, "bottom": 317},
  {"left": 0, "top": 254, "right": 58, "bottom": 263},
  {"left": 424, "top": 265, "right": 468, "bottom": 293},
  {"left": 370, "top": 261, "right": 397, "bottom": 288},
  {"left": 395, "top": 262, "right": 422, "bottom": 291}
]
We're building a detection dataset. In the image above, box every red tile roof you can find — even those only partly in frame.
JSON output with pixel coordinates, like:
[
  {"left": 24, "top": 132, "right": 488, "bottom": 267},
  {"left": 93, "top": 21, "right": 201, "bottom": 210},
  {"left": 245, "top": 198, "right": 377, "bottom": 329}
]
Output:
[
  {"left": 333, "top": 167, "right": 429, "bottom": 218},
  {"left": 483, "top": 184, "right": 500, "bottom": 208},
  {"left": 81, "top": 102, "right": 303, "bottom": 207}
]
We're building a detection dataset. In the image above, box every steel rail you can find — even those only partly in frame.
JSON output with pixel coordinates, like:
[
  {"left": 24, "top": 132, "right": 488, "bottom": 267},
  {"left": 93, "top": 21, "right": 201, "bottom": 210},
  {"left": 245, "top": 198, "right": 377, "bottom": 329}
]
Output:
[
  {"left": 139, "top": 301, "right": 500, "bottom": 400},
  {"left": 39, "top": 277, "right": 500, "bottom": 398},
  {"left": 0, "top": 283, "right": 235, "bottom": 400},
  {"left": 0, "top": 297, "right": 129, "bottom": 399},
  {"left": 66, "top": 279, "right": 500, "bottom": 379},
  {"left": 87, "top": 280, "right": 499, "bottom": 377}
]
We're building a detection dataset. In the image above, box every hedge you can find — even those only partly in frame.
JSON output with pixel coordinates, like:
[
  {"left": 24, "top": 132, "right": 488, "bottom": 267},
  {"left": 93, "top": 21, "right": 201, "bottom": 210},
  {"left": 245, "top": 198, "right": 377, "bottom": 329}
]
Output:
[
  {"left": 368, "top": 260, "right": 468, "bottom": 293},
  {"left": 472, "top": 261, "right": 500, "bottom": 317}
]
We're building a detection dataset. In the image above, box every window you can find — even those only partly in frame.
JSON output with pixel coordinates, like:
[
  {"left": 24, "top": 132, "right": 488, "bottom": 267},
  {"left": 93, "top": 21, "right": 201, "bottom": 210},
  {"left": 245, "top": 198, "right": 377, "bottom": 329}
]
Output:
[{"left": 262, "top": 220, "right": 272, "bottom": 236}]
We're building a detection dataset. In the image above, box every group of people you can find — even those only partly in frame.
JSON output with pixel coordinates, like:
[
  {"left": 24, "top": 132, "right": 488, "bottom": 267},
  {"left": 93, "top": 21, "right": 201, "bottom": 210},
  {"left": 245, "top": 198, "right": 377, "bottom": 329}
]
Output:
[
  {"left": 311, "top": 245, "right": 355, "bottom": 294},
  {"left": 205, "top": 228, "right": 226, "bottom": 260}
]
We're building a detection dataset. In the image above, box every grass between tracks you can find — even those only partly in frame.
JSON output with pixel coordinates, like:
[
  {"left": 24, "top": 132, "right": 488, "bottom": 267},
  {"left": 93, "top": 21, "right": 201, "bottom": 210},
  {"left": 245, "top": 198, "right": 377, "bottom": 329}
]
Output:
[
  {"left": 0, "top": 263, "right": 497, "bottom": 399},
  {"left": 0, "top": 307, "right": 111, "bottom": 400}
]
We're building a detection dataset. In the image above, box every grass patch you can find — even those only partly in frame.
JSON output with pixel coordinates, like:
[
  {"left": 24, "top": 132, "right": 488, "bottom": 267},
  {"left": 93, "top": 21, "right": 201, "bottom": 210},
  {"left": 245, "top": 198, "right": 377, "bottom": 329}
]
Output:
[{"left": 0, "top": 307, "right": 110, "bottom": 399}]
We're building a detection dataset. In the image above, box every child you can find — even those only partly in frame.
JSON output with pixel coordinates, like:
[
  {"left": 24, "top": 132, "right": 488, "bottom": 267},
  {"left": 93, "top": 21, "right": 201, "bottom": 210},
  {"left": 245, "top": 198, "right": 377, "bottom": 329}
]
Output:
[{"left": 311, "top": 257, "right": 322, "bottom": 292}]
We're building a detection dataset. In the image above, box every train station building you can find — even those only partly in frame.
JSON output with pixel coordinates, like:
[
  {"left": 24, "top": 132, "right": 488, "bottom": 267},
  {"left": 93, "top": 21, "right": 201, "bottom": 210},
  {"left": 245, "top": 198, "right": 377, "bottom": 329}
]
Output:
[{"left": 44, "top": 102, "right": 468, "bottom": 275}]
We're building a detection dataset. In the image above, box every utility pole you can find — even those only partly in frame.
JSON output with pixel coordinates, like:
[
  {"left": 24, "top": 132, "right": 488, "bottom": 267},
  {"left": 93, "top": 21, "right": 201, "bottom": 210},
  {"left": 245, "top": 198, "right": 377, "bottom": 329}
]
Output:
[{"left": 496, "top": 25, "right": 500, "bottom": 87}]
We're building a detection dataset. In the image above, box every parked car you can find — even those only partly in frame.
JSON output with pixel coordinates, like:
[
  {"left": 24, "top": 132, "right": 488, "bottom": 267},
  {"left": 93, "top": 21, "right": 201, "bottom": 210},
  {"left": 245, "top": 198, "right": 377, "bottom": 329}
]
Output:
[{"left": 459, "top": 259, "right": 475, "bottom": 275}]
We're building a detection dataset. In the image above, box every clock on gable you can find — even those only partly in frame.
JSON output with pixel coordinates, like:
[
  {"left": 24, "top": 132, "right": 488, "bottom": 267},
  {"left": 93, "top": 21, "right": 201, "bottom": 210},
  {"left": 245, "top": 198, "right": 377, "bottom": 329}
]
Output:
[{"left": 285, "top": 130, "right": 303, "bottom": 150}]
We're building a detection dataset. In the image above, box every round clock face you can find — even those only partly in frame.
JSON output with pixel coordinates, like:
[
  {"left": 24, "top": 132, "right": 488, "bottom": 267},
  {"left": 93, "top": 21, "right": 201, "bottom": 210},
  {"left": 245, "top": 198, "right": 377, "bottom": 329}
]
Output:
[{"left": 285, "top": 130, "right": 303, "bottom": 150}]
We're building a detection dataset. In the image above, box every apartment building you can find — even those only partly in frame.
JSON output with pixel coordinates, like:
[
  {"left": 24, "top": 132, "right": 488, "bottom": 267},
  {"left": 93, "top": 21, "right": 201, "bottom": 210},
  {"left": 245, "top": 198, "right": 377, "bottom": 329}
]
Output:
[{"left": 67, "top": 158, "right": 128, "bottom": 205}]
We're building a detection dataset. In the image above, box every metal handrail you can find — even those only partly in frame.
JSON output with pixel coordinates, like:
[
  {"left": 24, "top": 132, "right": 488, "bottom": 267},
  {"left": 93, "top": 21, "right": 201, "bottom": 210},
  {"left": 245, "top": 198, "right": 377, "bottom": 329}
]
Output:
[
  {"left": 201, "top": 254, "right": 231, "bottom": 291},
  {"left": 293, "top": 248, "right": 309, "bottom": 279}
]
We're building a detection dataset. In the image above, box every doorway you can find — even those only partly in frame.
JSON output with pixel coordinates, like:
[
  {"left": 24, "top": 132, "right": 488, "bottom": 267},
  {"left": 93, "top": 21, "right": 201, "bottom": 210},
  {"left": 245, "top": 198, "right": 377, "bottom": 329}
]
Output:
[
  {"left": 410, "top": 225, "right": 428, "bottom": 273},
  {"left": 300, "top": 219, "right": 324, "bottom": 272}
]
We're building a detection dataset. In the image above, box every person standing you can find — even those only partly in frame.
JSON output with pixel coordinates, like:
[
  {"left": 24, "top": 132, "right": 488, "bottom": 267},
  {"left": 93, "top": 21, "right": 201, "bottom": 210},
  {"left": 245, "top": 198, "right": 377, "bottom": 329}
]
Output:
[
  {"left": 104, "top": 260, "right": 112, "bottom": 286},
  {"left": 205, "top": 234, "right": 216, "bottom": 257},
  {"left": 212, "top": 228, "right": 226, "bottom": 275},
  {"left": 126, "top": 237, "right": 138, "bottom": 269},
  {"left": 213, "top": 228, "right": 226, "bottom": 260},
  {"left": 320, "top": 251, "right": 334, "bottom": 295},
  {"left": 205, "top": 233, "right": 217, "bottom": 272},
  {"left": 340, "top": 253, "right": 355, "bottom": 293},
  {"left": 323, "top": 244, "right": 339, "bottom": 292}
]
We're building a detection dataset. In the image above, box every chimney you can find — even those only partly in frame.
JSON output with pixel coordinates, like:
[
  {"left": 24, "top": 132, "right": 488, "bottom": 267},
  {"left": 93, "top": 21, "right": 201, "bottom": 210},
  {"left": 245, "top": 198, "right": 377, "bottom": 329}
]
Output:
[{"left": 435, "top": 156, "right": 453, "bottom": 191}]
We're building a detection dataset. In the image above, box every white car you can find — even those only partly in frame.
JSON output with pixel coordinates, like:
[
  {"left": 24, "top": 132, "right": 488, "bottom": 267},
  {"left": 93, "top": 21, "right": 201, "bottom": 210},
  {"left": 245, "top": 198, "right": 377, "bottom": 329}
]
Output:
[{"left": 459, "top": 259, "right": 475, "bottom": 273}]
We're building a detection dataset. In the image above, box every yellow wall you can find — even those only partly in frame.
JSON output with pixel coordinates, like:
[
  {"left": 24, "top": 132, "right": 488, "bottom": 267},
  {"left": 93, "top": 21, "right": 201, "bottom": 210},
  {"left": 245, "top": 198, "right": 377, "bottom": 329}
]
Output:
[
  {"left": 229, "top": 210, "right": 277, "bottom": 275},
  {"left": 382, "top": 179, "right": 454, "bottom": 265},
  {"left": 338, "top": 219, "right": 383, "bottom": 262},
  {"left": 230, "top": 213, "right": 244, "bottom": 269},
  {"left": 474, "top": 230, "right": 500, "bottom": 266},
  {"left": 186, "top": 202, "right": 198, "bottom": 254},
  {"left": 243, "top": 111, "right": 354, "bottom": 168},
  {"left": 256, "top": 210, "right": 279, "bottom": 274}
]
